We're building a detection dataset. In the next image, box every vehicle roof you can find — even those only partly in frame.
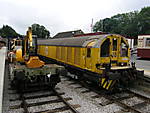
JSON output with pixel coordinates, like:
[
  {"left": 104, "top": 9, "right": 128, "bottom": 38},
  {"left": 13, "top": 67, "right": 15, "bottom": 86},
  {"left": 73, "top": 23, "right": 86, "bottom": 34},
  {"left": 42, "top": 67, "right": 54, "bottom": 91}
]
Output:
[{"left": 37, "top": 34, "right": 124, "bottom": 47}]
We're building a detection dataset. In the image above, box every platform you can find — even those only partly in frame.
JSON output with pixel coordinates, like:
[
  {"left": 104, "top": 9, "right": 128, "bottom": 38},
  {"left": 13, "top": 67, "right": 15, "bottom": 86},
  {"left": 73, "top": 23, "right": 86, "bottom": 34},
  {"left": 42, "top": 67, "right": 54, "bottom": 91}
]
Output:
[
  {"left": 143, "top": 69, "right": 150, "bottom": 78},
  {"left": 0, "top": 47, "right": 6, "bottom": 113},
  {"left": 137, "top": 68, "right": 150, "bottom": 78}
]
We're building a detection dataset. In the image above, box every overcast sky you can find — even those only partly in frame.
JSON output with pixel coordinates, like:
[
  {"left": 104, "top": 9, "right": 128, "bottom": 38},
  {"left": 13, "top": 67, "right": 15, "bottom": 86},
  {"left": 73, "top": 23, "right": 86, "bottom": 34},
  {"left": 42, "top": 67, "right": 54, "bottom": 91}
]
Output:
[{"left": 0, "top": 0, "right": 149, "bottom": 36}]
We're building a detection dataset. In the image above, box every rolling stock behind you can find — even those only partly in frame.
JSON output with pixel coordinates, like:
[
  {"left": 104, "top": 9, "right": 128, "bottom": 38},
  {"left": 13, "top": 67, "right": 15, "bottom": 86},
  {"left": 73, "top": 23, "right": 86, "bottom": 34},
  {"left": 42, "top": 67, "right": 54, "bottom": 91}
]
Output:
[{"left": 137, "top": 35, "right": 150, "bottom": 58}]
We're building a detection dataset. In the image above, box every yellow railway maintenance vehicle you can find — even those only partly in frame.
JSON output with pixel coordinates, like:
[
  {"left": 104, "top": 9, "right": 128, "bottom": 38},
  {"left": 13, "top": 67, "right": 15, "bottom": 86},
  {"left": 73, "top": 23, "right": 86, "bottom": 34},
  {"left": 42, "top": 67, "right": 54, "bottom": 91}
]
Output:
[
  {"left": 9, "top": 27, "right": 64, "bottom": 91},
  {"left": 7, "top": 38, "right": 22, "bottom": 62},
  {"left": 37, "top": 32, "right": 144, "bottom": 91}
]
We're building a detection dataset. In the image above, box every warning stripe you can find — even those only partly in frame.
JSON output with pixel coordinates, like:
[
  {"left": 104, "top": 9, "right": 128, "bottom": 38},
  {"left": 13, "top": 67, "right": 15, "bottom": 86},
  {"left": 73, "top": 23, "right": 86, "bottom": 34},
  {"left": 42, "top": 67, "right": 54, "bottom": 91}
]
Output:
[
  {"left": 103, "top": 81, "right": 108, "bottom": 88},
  {"left": 101, "top": 78, "right": 107, "bottom": 86},
  {"left": 101, "top": 78, "right": 109, "bottom": 89},
  {"left": 101, "top": 78, "right": 116, "bottom": 90},
  {"left": 109, "top": 80, "right": 116, "bottom": 90},
  {"left": 106, "top": 80, "right": 113, "bottom": 90}
]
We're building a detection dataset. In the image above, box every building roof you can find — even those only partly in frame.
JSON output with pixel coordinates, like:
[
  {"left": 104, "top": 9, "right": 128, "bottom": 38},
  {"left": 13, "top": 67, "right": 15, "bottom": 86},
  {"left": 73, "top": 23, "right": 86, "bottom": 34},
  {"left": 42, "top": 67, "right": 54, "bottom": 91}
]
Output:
[{"left": 53, "top": 30, "right": 84, "bottom": 39}]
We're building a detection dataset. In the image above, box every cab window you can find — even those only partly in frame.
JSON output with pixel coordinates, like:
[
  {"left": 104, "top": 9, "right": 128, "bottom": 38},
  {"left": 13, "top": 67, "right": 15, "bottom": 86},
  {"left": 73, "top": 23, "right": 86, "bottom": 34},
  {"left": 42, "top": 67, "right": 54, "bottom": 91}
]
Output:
[
  {"left": 113, "top": 38, "right": 117, "bottom": 51},
  {"left": 101, "top": 38, "right": 110, "bottom": 57},
  {"left": 87, "top": 48, "right": 91, "bottom": 57},
  {"left": 120, "top": 39, "right": 128, "bottom": 57}
]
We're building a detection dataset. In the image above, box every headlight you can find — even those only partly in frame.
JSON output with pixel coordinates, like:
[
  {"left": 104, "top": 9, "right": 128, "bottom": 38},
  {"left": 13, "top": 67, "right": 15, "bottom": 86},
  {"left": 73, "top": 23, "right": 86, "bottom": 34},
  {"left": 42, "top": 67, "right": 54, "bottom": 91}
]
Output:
[
  {"left": 119, "top": 62, "right": 127, "bottom": 66},
  {"left": 47, "top": 72, "right": 51, "bottom": 78}
]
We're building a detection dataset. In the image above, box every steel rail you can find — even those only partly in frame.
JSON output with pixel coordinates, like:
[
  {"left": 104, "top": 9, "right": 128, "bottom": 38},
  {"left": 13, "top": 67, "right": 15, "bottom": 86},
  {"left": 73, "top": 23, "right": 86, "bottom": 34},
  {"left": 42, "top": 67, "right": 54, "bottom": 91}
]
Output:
[
  {"left": 10, "top": 86, "right": 80, "bottom": 113},
  {"left": 20, "top": 94, "right": 29, "bottom": 113},
  {"left": 52, "top": 88, "right": 80, "bottom": 113},
  {"left": 126, "top": 89, "right": 150, "bottom": 103},
  {"left": 63, "top": 76, "right": 147, "bottom": 113},
  {"left": 87, "top": 84, "right": 144, "bottom": 113}
]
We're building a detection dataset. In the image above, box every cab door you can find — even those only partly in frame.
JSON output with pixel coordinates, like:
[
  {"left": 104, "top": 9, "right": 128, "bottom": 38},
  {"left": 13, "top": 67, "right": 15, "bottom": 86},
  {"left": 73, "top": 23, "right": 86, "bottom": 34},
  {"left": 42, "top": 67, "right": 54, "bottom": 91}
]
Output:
[
  {"left": 100, "top": 38, "right": 111, "bottom": 64},
  {"left": 85, "top": 48, "right": 92, "bottom": 69},
  {"left": 111, "top": 37, "right": 120, "bottom": 65},
  {"left": 85, "top": 41, "right": 96, "bottom": 70}
]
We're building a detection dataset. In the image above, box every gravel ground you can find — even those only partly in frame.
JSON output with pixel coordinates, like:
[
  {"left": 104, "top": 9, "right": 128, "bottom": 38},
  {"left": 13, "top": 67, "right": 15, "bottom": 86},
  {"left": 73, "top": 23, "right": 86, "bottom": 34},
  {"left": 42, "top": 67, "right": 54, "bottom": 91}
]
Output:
[
  {"left": 8, "top": 108, "right": 24, "bottom": 113},
  {"left": 140, "top": 104, "right": 150, "bottom": 113},
  {"left": 56, "top": 77, "right": 122, "bottom": 113},
  {"left": 9, "top": 100, "right": 21, "bottom": 107},
  {"left": 121, "top": 97, "right": 143, "bottom": 106},
  {"left": 24, "top": 90, "right": 52, "bottom": 97},
  {"left": 129, "top": 85, "right": 150, "bottom": 99},
  {"left": 58, "top": 76, "right": 150, "bottom": 113},
  {"left": 28, "top": 102, "right": 66, "bottom": 112},
  {"left": 25, "top": 96, "right": 59, "bottom": 103}
]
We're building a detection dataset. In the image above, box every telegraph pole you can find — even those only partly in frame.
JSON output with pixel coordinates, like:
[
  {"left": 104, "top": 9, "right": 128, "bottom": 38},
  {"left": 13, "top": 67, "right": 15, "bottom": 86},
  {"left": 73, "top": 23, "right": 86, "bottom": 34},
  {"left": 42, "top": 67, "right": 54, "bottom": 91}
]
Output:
[
  {"left": 101, "top": 20, "right": 103, "bottom": 32},
  {"left": 91, "top": 18, "right": 93, "bottom": 33}
]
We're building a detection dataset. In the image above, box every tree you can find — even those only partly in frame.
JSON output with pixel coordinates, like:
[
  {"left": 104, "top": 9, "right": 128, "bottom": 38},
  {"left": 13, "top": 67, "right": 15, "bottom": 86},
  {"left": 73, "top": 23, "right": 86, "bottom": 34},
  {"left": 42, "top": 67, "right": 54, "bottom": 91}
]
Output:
[
  {"left": 93, "top": 20, "right": 103, "bottom": 32},
  {"left": 121, "top": 11, "right": 139, "bottom": 37},
  {"left": 0, "top": 25, "right": 19, "bottom": 38},
  {"left": 138, "top": 7, "right": 150, "bottom": 34},
  {"left": 31, "top": 24, "right": 50, "bottom": 38},
  {"left": 93, "top": 6, "right": 150, "bottom": 37}
]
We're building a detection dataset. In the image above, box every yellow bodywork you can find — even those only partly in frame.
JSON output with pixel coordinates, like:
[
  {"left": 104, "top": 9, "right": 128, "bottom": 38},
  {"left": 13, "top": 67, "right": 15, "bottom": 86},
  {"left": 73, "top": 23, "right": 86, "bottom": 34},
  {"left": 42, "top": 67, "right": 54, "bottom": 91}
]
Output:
[
  {"left": 15, "top": 48, "right": 45, "bottom": 69},
  {"left": 15, "top": 48, "right": 24, "bottom": 62},
  {"left": 25, "top": 56, "right": 45, "bottom": 68},
  {"left": 14, "top": 27, "right": 45, "bottom": 68},
  {"left": 37, "top": 34, "right": 130, "bottom": 90}
]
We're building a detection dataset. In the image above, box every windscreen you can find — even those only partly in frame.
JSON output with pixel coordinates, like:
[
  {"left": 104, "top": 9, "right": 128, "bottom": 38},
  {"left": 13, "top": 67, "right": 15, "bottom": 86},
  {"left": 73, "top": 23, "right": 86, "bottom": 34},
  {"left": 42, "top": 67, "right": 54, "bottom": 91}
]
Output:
[
  {"left": 100, "top": 38, "right": 110, "bottom": 57},
  {"left": 120, "top": 39, "right": 128, "bottom": 57}
]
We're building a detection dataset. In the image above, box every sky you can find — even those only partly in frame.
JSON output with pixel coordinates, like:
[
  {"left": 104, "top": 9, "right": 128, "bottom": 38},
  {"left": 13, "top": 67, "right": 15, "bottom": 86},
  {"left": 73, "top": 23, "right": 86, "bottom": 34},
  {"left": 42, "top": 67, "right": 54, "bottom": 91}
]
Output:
[{"left": 0, "top": 0, "right": 149, "bottom": 36}]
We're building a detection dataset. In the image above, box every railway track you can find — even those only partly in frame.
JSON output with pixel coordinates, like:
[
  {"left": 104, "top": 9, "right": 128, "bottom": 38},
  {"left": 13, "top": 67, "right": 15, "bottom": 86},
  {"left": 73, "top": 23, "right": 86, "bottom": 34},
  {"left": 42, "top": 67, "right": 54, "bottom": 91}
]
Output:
[
  {"left": 97, "top": 89, "right": 150, "bottom": 113},
  {"left": 3, "top": 63, "right": 150, "bottom": 113},
  {"left": 6, "top": 62, "right": 80, "bottom": 113},
  {"left": 63, "top": 74, "right": 150, "bottom": 113},
  {"left": 9, "top": 87, "right": 80, "bottom": 113}
]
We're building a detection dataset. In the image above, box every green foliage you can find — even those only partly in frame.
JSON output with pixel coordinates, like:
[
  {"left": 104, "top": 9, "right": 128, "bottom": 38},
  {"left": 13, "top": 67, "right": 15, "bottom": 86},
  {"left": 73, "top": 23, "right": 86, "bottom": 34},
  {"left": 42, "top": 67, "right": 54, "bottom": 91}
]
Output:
[
  {"left": 93, "top": 20, "right": 103, "bottom": 32},
  {"left": 93, "top": 6, "right": 150, "bottom": 37},
  {"left": 0, "top": 25, "right": 19, "bottom": 38},
  {"left": 31, "top": 23, "right": 50, "bottom": 38},
  {"left": 138, "top": 7, "right": 150, "bottom": 34}
]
